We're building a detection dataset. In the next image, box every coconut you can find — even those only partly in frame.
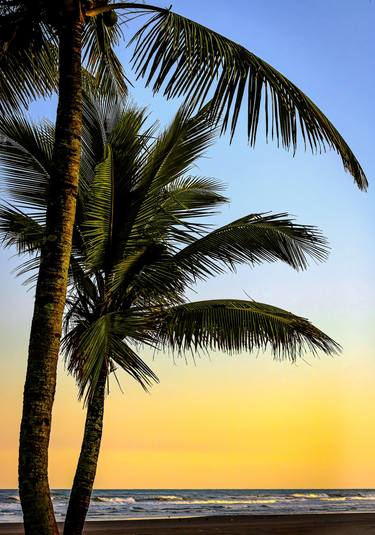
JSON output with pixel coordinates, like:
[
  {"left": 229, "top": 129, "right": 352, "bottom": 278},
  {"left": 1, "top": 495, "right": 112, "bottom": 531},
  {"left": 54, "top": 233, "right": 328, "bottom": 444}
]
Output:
[{"left": 102, "top": 10, "right": 118, "bottom": 27}]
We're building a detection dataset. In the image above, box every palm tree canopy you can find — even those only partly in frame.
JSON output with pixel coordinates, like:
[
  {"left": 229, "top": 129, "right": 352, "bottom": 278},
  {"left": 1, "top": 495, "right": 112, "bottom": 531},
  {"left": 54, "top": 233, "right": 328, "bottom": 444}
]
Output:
[
  {"left": 0, "top": 0, "right": 126, "bottom": 112},
  {"left": 0, "top": 95, "right": 340, "bottom": 401},
  {"left": 0, "top": 1, "right": 367, "bottom": 189}
]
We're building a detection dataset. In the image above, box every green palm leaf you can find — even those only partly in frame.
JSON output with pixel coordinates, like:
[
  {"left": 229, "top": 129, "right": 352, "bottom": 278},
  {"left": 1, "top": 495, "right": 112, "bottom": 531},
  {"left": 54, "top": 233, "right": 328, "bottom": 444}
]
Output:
[
  {"left": 129, "top": 212, "right": 329, "bottom": 303},
  {"left": 123, "top": 104, "right": 218, "bottom": 251},
  {"left": 130, "top": 8, "right": 367, "bottom": 190},
  {"left": 0, "top": 204, "right": 44, "bottom": 253},
  {"left": 13, "top": 255, "right": 41, "bottom": 286},
  {"left": 174, "top": 212, "right": 329, "bottom": 279},
  {"left": 0, "top": 9, "right": 58, "bottom": 113},
  {"left": 108, "top": 104, "right": 153, "bottom": 192},
  {"left": 80, "top": 94, "right": 108, "bottom": 194},
  {"left": 0, "top": 114, "right": 53, "bottom": 208},
  {"left": 83, "top": 143, "right": 114, "bottom": 271},
  {"left": 141, "top": 103, "right": 218, "bottom": 191},
  {"left": 110, "top": 338, "right": 158, "bottom": 391},
  {"left": 107, "top": 177, "right": 227, "bottom": 301},
  {"left": 83, "top": 15, "right": 128, "bottom": 97},
  {"left": 157, "top": 299, "right": 340, "bottom": 360},
  {"left": 62, "top": 310, "right": 158, "bottom": 401},
  {"left": 63, "top": 314, "right": 110, "bottom": 402},
  {"left": 162, "top": 176, "right": 228, "bottom": 222},
  {"left": 68, "top": 258, "right": 98, "bottom": 305}
]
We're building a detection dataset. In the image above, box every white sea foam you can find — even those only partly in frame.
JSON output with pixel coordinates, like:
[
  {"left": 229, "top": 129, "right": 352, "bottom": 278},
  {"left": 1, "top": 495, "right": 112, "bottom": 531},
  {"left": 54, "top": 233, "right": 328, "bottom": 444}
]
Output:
[
  {"left": 167, "top": 499, "right": 278, "bottom": 505},
  {"left": 321, "top": 497, "right": 347, "bottom": 502},
  {"left": 152, "top": 495, "right": 185, "bottom": 501},
  {"left": 94, "top": 496, "right": 136, "bottom": 504},
  {"left": 292, "top": 493, "right": 329, "bottom": 499}
]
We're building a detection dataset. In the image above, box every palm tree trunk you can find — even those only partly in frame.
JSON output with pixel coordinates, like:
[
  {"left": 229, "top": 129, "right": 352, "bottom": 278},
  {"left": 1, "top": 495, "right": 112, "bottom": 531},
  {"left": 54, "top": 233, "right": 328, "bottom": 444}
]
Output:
[
  {"left": 63, "top": 370, "right": 107, "bottom": 535},
  {"left": 18, "top": 4, "right": 83, "bottom": 534}
]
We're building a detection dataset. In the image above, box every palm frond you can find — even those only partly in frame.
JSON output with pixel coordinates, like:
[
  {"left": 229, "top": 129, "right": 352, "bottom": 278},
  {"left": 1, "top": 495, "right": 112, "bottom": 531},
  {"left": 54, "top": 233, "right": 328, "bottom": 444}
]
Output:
[
  {"left": 162, "top": 176, "right": 228, "bottom": 222},
  {"left": 0, "top": 13, "right": 58, "bottom": 113},
  {"left": 174, "top": 212, "right": 329, "bottom": 280},
  {"left": 79, "top": 93, "right": 108, "bottom": 194},
  {"left": 68, "top": 257, "right": 98, "bottom": 304},
  {"left": 0, "top": 115, "right": 53, "bottom": 208},
  {"left": 110, "top": 338, "right": 159, "bottom": 391},
  {"left": 139, "top": 103, "right": 218, "bottom": 191},
  {"left": 0, "top": 204, "right": 44, "bottom": 253},
  {"left": 128, "top": 212, "right": 329, "bottom": 305},
  {"left": 62, "top": 310, "right": 158, "bottom": 400},
  {"left": 106, "top": 177, "right": 228, "bottom": 303},
  {"left": 130, "top": 9, "right": 367, "bottom": 190},
  {"left": 108, "top": 103, "right": 153, "bottom": 192},
  {"left": 83, "top": 15, "right": 127, "bottom": 97},
  {"left": 81, "top": 103, "right": 155, "bottom": 270},
  {"left": 63, "top": 314, "right": 110, "bottom": 402},
  {"left": 83, "top": 144, "right": 114, "bottom": 271},
  {"left": 157, "top": 299, "right": 340, "bottom": 360},
  {"left": 110, "top": 309, "right": 157, "bottom": 344},
  {"left": 124, "top": 254, "right": 186, "bottom": 308},
  {"left": 123, "top": 104, "right": 218, "bottom": 251},
  {"left": 13, "top": 254, "right": 40, "bottom": 286},
  {"left": 109, "top": 244, "right": 184, "bottom": 307}
]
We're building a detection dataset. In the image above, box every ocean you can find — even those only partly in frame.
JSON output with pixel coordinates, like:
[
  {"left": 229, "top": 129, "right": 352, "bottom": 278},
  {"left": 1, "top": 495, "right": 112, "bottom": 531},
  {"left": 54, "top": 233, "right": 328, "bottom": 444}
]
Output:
[{"left": 1, "top": 489, "right": 375, "bottom": 523}]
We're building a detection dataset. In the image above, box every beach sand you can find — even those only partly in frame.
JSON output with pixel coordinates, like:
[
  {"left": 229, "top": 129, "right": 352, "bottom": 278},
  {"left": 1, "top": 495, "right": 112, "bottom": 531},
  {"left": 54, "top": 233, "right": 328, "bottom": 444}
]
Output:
[{"left": 1, "top": 514, "right": 375, "bottom": 534}]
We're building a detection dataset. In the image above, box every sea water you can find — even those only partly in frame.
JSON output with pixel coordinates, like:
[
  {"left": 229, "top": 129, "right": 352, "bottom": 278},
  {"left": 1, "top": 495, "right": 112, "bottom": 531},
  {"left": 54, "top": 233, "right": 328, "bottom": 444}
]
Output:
[{"left": 1, "top": 489, "right": 375, "bottom": 523}]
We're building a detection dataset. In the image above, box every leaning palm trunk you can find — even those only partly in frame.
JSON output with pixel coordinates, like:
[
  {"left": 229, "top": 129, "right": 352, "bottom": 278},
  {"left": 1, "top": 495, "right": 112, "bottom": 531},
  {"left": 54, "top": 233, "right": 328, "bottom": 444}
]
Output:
[
  {"left": 63, "top": 368, "right": 107, "bottom": 535},
  {"left": 18, "top": 7, "right": 83, "bottom": 535}
]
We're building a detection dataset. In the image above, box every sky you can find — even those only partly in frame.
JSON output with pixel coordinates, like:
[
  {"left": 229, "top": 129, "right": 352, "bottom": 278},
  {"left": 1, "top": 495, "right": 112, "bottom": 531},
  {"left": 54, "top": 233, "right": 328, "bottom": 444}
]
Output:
[{"left": 0, "top": 0, "right": 374, "bottom": 489}]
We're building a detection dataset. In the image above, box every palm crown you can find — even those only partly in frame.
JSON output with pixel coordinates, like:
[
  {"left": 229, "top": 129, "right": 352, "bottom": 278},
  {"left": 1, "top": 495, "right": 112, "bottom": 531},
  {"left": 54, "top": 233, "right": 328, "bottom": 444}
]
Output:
[{"left": 0, "top": 95, "right": 340, "bottom": 401}]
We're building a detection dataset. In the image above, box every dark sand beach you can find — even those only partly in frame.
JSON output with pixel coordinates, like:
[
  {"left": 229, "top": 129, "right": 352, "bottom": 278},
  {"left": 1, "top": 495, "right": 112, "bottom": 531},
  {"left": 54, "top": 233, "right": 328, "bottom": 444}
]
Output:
[{"left": 1, "top": 514, "right": 375, "bottom": 534}]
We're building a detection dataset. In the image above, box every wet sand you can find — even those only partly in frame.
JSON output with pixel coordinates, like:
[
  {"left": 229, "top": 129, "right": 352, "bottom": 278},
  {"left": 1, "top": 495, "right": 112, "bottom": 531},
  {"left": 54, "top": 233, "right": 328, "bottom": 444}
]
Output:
[{"left": 1, "top": 513, "right": 375, "bottom": 534}]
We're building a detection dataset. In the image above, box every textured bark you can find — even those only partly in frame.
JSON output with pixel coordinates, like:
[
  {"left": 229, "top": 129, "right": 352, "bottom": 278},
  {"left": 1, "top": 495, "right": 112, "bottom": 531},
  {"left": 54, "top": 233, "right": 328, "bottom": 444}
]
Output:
[
  {"left": 18, "top": 4, "right": 83, "bottom": 535},
  {"left": 63, "top": 370, "right": 107, "bottom": 535}
]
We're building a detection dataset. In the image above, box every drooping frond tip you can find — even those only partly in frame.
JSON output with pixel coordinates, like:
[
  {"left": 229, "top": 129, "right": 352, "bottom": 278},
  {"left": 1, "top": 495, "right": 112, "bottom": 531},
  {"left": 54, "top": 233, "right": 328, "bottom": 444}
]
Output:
[
  {"left": 130, "top": 9, "right": 368, "bottom": 191},
  {"left": 174, "top": 212, "right": 330, "bottom": 282},
  {"left": 157, "top": 300, "right": 341, "bottom": 361}
]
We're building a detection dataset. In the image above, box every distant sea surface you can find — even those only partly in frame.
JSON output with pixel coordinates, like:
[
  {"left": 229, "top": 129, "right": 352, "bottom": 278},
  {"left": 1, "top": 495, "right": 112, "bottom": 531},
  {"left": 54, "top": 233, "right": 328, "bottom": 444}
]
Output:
[{"left": 1, "top": 489, "right": 375, "bottom": 523}]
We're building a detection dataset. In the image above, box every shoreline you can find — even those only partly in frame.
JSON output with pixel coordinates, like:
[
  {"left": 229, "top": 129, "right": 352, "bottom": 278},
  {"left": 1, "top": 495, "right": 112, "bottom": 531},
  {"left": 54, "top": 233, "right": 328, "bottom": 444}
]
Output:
[{"left": 1, "top": 513, "right": 375, "bottom": 534}]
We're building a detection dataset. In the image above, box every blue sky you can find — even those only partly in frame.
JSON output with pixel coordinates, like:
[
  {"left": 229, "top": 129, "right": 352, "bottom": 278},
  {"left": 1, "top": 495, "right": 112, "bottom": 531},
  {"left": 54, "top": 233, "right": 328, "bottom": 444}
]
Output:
[{"left": 0, "top": 1, "right": 374, "bottom": 488}]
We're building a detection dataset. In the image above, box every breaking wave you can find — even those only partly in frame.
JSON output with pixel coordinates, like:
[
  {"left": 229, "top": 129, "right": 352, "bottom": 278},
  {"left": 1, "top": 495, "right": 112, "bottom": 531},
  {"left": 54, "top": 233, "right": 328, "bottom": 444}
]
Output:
[
  {"left": 94, "top": 496, "right": 136, "bottom": 504},
  {"left": 292, "top": 493, "right": 329, "bottom": 499},
  {"left": 151, "top": 495, "right": 185, "bottom": 501}
]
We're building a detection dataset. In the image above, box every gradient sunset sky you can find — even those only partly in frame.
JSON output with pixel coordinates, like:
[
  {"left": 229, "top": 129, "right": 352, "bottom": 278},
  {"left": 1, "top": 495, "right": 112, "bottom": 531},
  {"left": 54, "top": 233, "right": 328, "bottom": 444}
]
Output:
[{"left": 1, "top": 0, "right": 374, "bottom": 489}]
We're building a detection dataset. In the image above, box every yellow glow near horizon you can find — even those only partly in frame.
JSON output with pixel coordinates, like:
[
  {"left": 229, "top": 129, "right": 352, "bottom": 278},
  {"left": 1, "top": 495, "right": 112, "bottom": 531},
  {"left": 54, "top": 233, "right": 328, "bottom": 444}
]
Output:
[{"left": 1, "top": 348, "right": 375, "bottom": 489}]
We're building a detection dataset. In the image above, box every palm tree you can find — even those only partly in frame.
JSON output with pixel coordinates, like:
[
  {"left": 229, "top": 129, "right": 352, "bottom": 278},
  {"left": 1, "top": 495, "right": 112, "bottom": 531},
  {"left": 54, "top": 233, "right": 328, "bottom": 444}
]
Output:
[
  {"left": 0, "top": 96, "right": 340, "bottom": 534},
  {"left": 0, "top": 3, "right": 366, "bottom": 533}
]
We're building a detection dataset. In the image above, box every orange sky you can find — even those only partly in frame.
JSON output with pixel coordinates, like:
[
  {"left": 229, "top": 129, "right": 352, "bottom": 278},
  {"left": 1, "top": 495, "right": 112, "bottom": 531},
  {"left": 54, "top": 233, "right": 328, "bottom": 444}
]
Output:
[{"left": 2, "top": 343, "right": 375, "bottom": 489}]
